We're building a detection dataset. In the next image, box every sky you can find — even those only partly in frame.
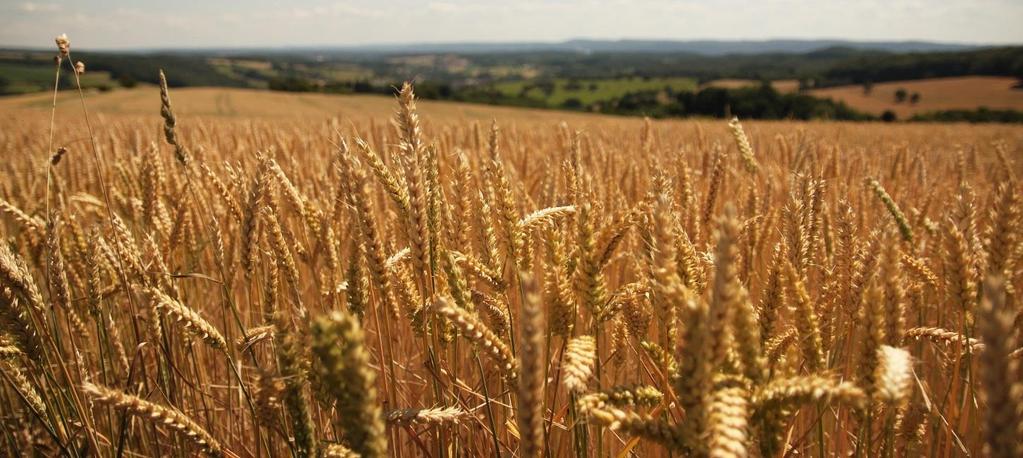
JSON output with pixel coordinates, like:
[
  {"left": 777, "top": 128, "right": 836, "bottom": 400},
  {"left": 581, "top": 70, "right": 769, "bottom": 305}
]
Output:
[{"left": 2, "top": 0, "right": 1022, "bottom": 50}]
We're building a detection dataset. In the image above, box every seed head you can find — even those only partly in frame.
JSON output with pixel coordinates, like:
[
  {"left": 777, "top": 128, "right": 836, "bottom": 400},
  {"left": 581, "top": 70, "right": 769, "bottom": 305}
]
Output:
[{"left": 55, "top": 34, "right": 70, "bottom": 56}]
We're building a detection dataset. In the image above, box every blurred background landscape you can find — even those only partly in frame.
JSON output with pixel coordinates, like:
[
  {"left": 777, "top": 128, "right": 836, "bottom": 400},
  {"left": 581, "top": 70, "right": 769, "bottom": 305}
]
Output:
[{"left": 1, "top": 1, "right": 1022, "bottom": 123}]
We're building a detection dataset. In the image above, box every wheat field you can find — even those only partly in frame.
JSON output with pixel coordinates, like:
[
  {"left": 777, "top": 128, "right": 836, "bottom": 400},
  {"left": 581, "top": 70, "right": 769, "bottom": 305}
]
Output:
[
  {"left": 0, "top": 55, "right": 1021, "bottom": 458},
  {"left": 809, "top": 76, "right": 1023, "bottom": 118}
]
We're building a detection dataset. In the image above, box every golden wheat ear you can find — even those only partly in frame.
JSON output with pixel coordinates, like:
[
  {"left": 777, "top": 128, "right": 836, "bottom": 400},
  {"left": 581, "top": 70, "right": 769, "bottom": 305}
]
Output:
[
  {"left": 311, "top": 311, "right": 387, "bottom": 458},
  {"left": 146, "top": 288, "right": 226, "bottom": 350},
  {"left": 978, "top": 276, "right": 1022, "bottom": 458},
  {"left": 81, "top": 382, "right": 224, "bottom": 457},
  {"left": 577, "top": 392, "right": 686, "bottom": 449},
  {"left": 728, "top": 117, "right": 760, "bottom": 175},
  {"left": 386, "top": 406, "right": 469, "bottom": 426},
  {"left": 434, "top": 297, "right": 518, "bottom": 378},
  {"left": 515, "top": 272, "right": 545, "bottom": 458},
  {"left": 158, "top": 70, "right": 188, "bottom": 166},
  {"left": 1, "top": 360, "right": 46, "bottom": 414},
  {"left": 563, "top": 335, "right": 596, "bottom": 393}
]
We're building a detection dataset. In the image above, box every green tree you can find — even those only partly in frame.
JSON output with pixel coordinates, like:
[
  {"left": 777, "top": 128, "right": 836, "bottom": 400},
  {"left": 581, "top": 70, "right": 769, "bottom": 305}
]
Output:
[
  {"left": 118, "top": 74, "right": 137, "bottom": 88},
  {"left": 894, "top": 88, "right": 908, "bottom": 103},
  {"left": 561, "top": 98, "right": 583, "bottom": 109}
]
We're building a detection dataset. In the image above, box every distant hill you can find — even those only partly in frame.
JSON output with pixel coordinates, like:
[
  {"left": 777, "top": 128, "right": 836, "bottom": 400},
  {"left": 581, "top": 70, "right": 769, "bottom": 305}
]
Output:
[
  {"left": 296, "top": 39, "right": 982, "bottom": 56},
  {"left": 0, "top": 38, "right": 993, "bottom": 57},
  {"left": 2, "top": 41, "right": 1019, "bottom": 103},
  {"left": 561, "top": 39, "right": 980, "bottom": 55}
]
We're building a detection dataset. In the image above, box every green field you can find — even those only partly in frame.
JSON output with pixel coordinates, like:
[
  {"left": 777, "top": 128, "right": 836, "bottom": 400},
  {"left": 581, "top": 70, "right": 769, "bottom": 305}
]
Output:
[
  {"left": 0, "top": 62, "right": 58, "bottom": 94},
  {"left": 493, "top": 77, "right": 697, "bottom": 106},
  {"left": 0, "top": 62, "right": 117, "bottom": 95}
]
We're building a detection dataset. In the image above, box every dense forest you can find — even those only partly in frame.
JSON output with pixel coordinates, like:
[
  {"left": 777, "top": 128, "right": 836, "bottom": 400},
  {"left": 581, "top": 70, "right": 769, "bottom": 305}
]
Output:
[{"left": 820, "top": 46, "right": 1023, "bottom": 86}]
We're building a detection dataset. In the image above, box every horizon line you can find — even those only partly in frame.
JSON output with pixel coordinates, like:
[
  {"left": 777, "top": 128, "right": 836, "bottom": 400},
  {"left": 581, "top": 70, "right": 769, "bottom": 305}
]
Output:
[{"left": 1, "top": 36, "right": 1016, "bottom": 53}]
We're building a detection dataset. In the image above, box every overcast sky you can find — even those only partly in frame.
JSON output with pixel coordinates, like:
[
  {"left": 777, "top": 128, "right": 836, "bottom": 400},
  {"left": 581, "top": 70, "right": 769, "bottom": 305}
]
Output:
[{"left": 2, "top": 0, "right": 1021, "bottom": 50}]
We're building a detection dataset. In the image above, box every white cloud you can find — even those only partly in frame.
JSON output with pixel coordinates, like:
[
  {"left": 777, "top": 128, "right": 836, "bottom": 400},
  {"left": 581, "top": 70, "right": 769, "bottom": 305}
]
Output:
[
  {"left": 427, "top": 2, "right": 460, "bottom": 13},
  {"left": 1, "top": 0, "right": 1020, "bottom": 48},
  {"left": 18, "top": 2, "right": 59, "bottom": 13},
  {"left": 328, "top": 2, "right": 388, "bottom": 18}
]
